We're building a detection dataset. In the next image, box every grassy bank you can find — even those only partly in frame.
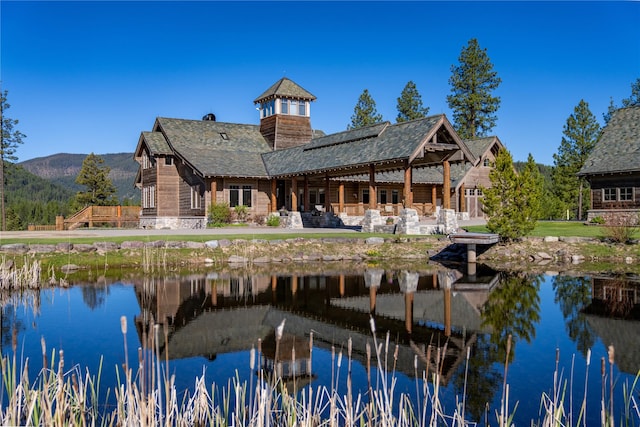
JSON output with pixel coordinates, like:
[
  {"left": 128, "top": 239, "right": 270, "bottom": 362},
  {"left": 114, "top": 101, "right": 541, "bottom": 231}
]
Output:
[{"left": 464, "top": 220, "right": 640, "bottom": 239}]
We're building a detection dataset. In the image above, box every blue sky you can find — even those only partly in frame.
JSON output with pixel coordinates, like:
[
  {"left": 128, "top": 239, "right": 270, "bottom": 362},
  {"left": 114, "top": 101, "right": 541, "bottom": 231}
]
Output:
[{"left": 1, "top": 1, "right": 638, "bottom": 165}]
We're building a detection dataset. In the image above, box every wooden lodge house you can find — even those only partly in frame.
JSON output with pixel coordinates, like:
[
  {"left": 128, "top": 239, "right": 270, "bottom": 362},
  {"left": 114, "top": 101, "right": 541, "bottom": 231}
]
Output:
[
  {"left": 578, "top": 106, "right": 640, "bottom": 225},
  {"left": 134, "top": 78, "right": 503, "bottom": 229}
]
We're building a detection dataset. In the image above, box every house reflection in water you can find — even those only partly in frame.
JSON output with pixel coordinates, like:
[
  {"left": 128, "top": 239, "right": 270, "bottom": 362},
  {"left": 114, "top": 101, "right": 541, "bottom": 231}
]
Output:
[
  {"left": 582, "top": 275, "right": 640, "bottom": 375},
  {"left": 132, "top": 265, "right": 500, "bottom": 386}
]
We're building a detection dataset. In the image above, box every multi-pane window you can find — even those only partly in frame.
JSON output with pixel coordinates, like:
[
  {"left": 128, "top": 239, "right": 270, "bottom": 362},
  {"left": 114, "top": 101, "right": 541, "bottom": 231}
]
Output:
[
  {"left": 260, "top": 100, "right": 275, "bottom": 118},
  {"left": 164, "top": 156, "right": 173, "bottom": 166},
  {"left": 603, "top": 187, "right": 633, "bottom": 202},
  {"left": 143, "top": 185, "right": 155, "bottom": 208},
  {"left": 229, "top": 185, "right": 252, "bottom": 207},
  {"left": 392, "top": 190, "right": 399, "bottom": 204},
  {"left": 142, "top": 152, "right": 150, "bottom": 169},
  {"left": 278, "top": 99, "right": 308, "bottom": 117},
  {"left": 620, "top": 187, "right": 633, "bottom": 201},
  {"left": 191, "top": 185, "right": 201, "bottom": 209}
]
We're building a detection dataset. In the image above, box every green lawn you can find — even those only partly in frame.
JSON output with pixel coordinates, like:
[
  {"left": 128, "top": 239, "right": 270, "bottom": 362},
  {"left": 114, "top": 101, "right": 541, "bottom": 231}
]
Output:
[{"left": 464, "top": 220, "right": 640, "bottom": 238}]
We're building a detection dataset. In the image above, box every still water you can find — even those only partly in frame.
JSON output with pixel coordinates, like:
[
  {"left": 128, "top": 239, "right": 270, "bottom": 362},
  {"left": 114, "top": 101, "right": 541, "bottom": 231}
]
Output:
[{"left": 1, "top": 263, "right": 638, "bottom": 425}]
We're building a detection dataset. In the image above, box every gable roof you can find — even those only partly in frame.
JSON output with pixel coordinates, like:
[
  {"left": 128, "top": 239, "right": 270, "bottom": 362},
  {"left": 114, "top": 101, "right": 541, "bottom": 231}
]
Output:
[
  {"left": 155, "top": 117, "right": 272, "bottom": 178},
  {"left": 254, "top": 77, "right": 316, "bottom": 103},
  {"left": 263, "top": 115, "right": 473, "bottom": 178},
  {"left": 463, "top": 136, "right": 504, "bottom": 165},
  {"left": 579, "top": 106, "right": 640, "bottom": 176}
]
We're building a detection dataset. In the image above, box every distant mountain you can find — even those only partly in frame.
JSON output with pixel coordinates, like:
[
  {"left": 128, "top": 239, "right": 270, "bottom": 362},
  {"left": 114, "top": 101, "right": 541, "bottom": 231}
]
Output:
[{"left": 19, "top": 152, "right": 140, "bottom": 203}]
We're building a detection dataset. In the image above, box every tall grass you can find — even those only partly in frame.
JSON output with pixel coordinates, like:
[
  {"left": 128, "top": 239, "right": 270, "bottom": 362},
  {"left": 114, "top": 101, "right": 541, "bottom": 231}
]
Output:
[{"left": 0, "top": 316, "right": 638, "bottom": 426}]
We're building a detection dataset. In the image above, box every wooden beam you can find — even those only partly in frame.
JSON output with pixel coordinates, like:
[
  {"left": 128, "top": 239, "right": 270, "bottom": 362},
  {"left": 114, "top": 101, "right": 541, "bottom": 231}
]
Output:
[
  {"left": 291, "top": 178, "right": 298, "bottom": 211},
  {"left": 369, "top": 164, "right": 376, "bottom": 210},
  {"left": 403, "top": 160, "right": 412, "bottom": 207},
  {"left": 325, "top": 174, "right": 331, "bottom": 212},
  {"left": 443, "top": 160, "right": 451, "bottom": 209},
  {"left": 271, "top": 179, "right": 277, "bottom": 212},
  {"left": 338, "top": 181, "right": 345, "bottom": 213},
  {"left": 304, "top": 176, "right": 309, "bottom": 212},
  {"left": 459, "top": 183, "right": 465, "bottom": 213}
]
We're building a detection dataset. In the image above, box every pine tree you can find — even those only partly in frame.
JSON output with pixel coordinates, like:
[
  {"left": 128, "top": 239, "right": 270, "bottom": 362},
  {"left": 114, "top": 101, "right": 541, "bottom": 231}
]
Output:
[
  {"left": 621, "top": 77, "right": 640, "bottom": 107},
  {"left": 396, "top": 81, "right": 429, "bottom": 123},
  {"left": 75, "top": 153, "right": 118, "bottom": 207},
  {"left": 552, "top": 100, "right": 600, "bottom": 220},
  {"left": 0, "top": 90, "right": 26, "bottom": 231},
  {"left": 481, "top": 149, "right": 542, "bottom": 241},
  {"left": 602, "top": 78, "right": 639, "bottom": 124},
  {"left": 348, "top": 89, "right": 383, "bottom": 129},
  {"left": 447, "top": 38, "right": 501, "bottom": 139}
]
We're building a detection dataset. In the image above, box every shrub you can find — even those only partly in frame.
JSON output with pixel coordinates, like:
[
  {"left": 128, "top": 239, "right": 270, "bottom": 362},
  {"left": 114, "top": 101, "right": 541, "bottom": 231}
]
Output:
[
  {"left": 208, "top": 202, "right": 231, "bottom": 226},
  {"left": 266, "top": 214, "right": 280, "bottom": 227},
  {"left": 590, "top": 216, "right": 605, "bottom": 225},
  {"left": 604, "top": 216, "right": 639, "bottom": 243},
  {"left": 234, "top": 204, "right": 248, "bottom": 222}
]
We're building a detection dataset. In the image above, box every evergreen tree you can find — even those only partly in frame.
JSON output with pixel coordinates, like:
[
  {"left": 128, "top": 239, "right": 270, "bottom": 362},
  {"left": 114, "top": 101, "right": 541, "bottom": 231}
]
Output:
[
  {"left": 447, "top": 38, "right": 501, "bottom": 139},
  {"left": 75, "top": 153, "right": 117, "bottom": 207},
  {"left": 0, "top": 90, "right": 26, "bottom": 231},
  {"left": 602, "top": 78, "right": 639, "bottom": 124},
  {"left": 552, "top": 100, "right": 600, "bottom": 220},
  {"left": 621, "top": 77, "right": 640, "bottom": 107},
  {"left": 481, "top": 149, "right": 542, "bottom": 241},
  {"left": 348, "top": 89, "right": 383, "bottom": 129},
  {"left": 396, "top": 81, "right": 429, "bottom": 123}
]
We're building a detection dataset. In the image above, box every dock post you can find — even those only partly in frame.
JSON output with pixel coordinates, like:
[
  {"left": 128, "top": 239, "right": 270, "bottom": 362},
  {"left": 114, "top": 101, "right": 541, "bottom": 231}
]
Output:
[{"left": 467, "top": 243, "right": 477, "bottom": 263}]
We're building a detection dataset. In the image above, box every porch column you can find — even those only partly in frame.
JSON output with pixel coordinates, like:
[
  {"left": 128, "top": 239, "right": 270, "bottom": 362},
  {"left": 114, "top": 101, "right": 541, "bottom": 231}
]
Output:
[
  {"left": 270, "top": 179, "right": 277, "bottom": 212},
  {"left": 338, "top": 181, "right": 345, "bottom": 213},
  {"left": 291, "top": 178, "right": 298, "bottom": 211},
  {"left": 211, "top": 178, "right": 217, "bottom": 206},
  {"left": 324, "top": 174, "right": 331, "bottom": 213},
  {"left": 369, "top": 164, "right": 377, "bottom": 210},
  {"left": 403, "top": 160, "right": 413, "bottom": 207},
  {"left": 443, "top": 160, "right": 451, "bottom": 209},
  {"left": 432, "top": 185, "right": 437, "bottom": 207},
  {"left": 304, "top": 176, "right": 309, "bottom": 212},
  {"left": 460, "top": 183, "right": 465, "bottom": 212}
]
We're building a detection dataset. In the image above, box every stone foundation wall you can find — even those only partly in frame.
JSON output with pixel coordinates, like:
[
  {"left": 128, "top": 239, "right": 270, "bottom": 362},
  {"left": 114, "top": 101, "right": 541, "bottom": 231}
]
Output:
[
  {"left": 139, "top": 216, "right": 207, "bottom": 229},
  {"left": 586, "top": 209, "right": 639, "bottom": 225}
]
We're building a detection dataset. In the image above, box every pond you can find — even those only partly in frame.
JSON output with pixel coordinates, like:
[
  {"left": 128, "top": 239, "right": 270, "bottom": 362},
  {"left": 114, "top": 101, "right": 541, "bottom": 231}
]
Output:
[{"left": 1, "top": 262, "right": 638, "bottom": 425}]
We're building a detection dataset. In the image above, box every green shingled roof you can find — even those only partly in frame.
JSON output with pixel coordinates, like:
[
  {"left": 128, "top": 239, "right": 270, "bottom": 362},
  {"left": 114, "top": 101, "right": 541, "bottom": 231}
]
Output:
[
  {"left": 463, "top": 136, "right": 501, "bottom": 162},
  {"left": 142, "top": 131, "right": 172, "bottom": 155},
  {"left": 338, "top": 163, "right": 470, "bottom": 188},
  {"left": 254, "top": 77, "right": 316, "bottom": 103},
  {"left": 156, "top": 117, "right": 272, "bottom": 178},
  {"left": 579, "top": 106, "right": 640, "bottom": 176},
  {"left": 263, "top": 115, "right": 454, "bottom": 176}
]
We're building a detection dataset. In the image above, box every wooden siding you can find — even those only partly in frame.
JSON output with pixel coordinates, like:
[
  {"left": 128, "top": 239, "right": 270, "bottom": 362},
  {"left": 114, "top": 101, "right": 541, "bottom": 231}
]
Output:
[
  {"left": 260, "top": 114, "right": 312, "bottom": 150},
  {"left": 589, "top": 173, "right": 640, "bottom": 210},
  {"left": 156, "top": 157, "right": 181, "bottom": 216},
  {"left": 176, "top": 161, "right": 205, "bottom": 217}
]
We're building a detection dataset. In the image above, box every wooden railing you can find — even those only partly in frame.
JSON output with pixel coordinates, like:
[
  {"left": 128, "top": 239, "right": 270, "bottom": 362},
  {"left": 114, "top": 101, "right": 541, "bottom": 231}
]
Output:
[{"left": 63, "top": 206, "right": 140, "bottom": 230}]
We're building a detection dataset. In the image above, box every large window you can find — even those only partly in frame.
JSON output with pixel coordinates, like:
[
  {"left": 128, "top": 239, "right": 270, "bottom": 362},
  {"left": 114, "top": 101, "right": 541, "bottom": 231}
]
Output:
[
  {"left": 378, "top": 189, "right": 387, "bottom": 204},
  {"left": 260, "top": 99, "right": 275, "bottom": 118},
  {"left": 603, "top": 187, "right": 634, "bottom": 202},
  {"left": 362, "top": 189, "right": 369, "bottom": 205},
  {"left": 230, "top": 185, "right": 252, "bottom": 207}
]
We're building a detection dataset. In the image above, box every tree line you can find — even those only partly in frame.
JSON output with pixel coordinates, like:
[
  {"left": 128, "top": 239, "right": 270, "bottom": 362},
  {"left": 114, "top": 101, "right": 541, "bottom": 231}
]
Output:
[
  {"left": 346, "top": 39, "right": 639, "bottom": 236},
  {"left": 2, "top": 48, "right": 638, "bottom": 233},
  {"left": 1, "top": 90, "right": 124, "bottom": 230}
]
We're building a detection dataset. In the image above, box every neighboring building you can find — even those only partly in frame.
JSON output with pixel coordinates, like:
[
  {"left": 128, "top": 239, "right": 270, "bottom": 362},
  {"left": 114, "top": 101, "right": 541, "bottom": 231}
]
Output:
[
  {"left": 134, "top": 78, "right": 497, "bottom": 229},
  {"left": 578, "top": 106, "right": 640, "bottom": 224}
]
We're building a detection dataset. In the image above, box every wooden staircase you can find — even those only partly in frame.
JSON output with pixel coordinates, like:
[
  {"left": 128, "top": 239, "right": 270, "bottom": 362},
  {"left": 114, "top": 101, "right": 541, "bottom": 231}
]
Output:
[{"left": 63, "top": 206, "right": 140, "bottom": 230}]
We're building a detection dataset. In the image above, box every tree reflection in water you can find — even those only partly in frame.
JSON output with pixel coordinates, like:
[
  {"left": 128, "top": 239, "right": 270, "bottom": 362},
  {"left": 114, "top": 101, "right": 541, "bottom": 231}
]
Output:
[
  {"left": 552, "top": 275, "right": 595, "bottom": 356},
  {"left": 81, "top": 284, "right": 110, "bottom": 310},
  {"left": 480, "top": 272, "right": 542, "bottom": 363}
]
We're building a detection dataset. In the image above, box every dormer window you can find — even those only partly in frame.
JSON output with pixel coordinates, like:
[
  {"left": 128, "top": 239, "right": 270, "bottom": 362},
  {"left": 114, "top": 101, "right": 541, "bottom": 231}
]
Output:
[{"left": 220, "top": 132, "right": 229, "bottom": 140}]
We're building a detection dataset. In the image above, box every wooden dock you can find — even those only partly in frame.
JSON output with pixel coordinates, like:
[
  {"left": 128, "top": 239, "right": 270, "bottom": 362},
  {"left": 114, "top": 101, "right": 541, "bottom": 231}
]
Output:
[{"left": 449, "top": 232, "right": 500, "bottom": 262}]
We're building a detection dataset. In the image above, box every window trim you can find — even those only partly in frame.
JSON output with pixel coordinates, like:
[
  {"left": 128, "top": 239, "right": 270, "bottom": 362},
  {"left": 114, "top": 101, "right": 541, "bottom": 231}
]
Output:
[{"left": 191, "top": 185, "right": 201, "bottom": 209}]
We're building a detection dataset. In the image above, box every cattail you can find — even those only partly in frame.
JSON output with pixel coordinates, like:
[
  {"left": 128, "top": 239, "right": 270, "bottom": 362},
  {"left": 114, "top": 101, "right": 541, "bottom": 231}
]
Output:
[
  {"left": 250, "top": 346, "right": 255, "bottom": 371},
  {"left": 120, "top": 315, "right": 127, "bottom": 335},
  {"left": 369, "top": 316, "right": 376, "bottom": 334},
  {"left": 337, "top": 350, "right": 343, "bottom": 369},
  {"left": 276, "top": 319, "right": 286, "bottom": 341},
  {"left": 607, "top": 345, "right": 615, "bottom": 365}
]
